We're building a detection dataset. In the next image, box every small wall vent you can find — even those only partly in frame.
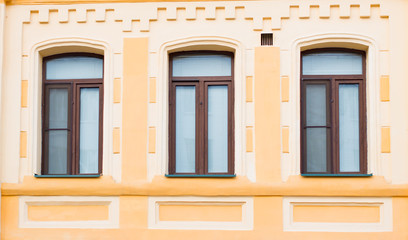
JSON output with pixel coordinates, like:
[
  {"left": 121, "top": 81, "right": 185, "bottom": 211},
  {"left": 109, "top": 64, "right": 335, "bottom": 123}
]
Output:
[{"left": 261, "top": 33, "right": 273, "bottom": 46}]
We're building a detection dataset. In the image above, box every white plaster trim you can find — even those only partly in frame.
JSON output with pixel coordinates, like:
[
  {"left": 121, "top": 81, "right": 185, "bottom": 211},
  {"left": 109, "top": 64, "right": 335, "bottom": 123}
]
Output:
[
  {"left": 154, "top": 37, "right": 248, "bottom": 180},
  {"left": 28, "top": 38, "right": 117, "bottom": 181},
  {"left": 283, "top": 197, "right": 393, "bottom": 232},
  {"left": 284, "top": 33, "right": 380, "bottom": 181},
  {"left": 19, "top": 196, "right": 119, "bottom": 229},
  {"left": 148, "top": 196, "right": 253, "bottom": 230}
]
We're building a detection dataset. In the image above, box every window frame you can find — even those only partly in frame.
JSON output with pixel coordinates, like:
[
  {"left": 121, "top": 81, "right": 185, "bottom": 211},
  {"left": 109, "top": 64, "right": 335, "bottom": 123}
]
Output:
[
  {"left": 168, "top": 51, "right": 235, "bottom": 176},
  {"left": 41, "top": 53, "right": 104, "bottom": 175},
  {"left": 300, "top": 48, "right": 367, "bottom": 175}
]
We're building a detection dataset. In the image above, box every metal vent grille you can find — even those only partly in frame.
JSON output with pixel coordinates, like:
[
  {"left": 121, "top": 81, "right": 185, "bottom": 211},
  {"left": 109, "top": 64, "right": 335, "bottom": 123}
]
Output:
[{"left": 261, "top": 33, "right": 273, "bottom": 46}]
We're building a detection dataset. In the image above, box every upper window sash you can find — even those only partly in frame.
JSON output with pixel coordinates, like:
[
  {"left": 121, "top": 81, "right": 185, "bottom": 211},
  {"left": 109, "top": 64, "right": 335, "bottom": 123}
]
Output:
[
  {"left": 45, "top": 55, "right": 103, "bottom": 80},
  {"left": 172, "top": 53, "right": 232, "bottom": 77},
  {"left": 302, "top": 51, "right": 363, "bottom": 75}
]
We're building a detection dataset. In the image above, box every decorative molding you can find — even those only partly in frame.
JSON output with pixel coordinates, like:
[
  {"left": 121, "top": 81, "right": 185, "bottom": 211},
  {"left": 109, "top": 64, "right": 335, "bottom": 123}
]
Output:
[
  {"left": 20, "top": 131, "right": 27, "bottom": 158},
  {"left": 381, "top": 127, "right": 391, "bottom": 153},
  {"left": 113, "top": 127, "right": 120, "bottom": 154},
  {"left": 21, "top": 3, "right": 388, "bottom": 33},
  {"left": 380, "top": 75, "right": 390, "bottom": 102},
  {"left": 148, "top": 196, "right": 253, "bottom": 230},
  {"left": 282, "top": 127, "right": 289, "bottom": 153},
  {"left": 19, "top": 196, "right": 120, "bottom": 229},
  {"left": 245, "top": 76, "right": 253, "bottom": 102},
  {"left": 283, "top": 197, "right": 393, "bottom": 232},
  {"left": 21, "top": 80, "right": 28, "bottom": 107}
]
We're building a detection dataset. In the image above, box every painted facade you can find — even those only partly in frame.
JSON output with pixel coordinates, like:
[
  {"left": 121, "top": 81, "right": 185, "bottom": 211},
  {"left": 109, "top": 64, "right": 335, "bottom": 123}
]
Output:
[{"left": 0, "top": 0, "right": 408, "bottom": 239}]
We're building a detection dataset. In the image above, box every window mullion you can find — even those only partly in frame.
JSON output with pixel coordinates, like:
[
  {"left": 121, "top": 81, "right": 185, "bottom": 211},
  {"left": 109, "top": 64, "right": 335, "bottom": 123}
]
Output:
[
  {"left": 228, "top": 82, "right": 234, "bottom": 175},
  {"left": 168, "top": 82, "right": 176, "bottom": 174},
  {"left": 360, "top": 79, "right": 366, "bottom": 174},
  {"left": 331, "top": 79, "right": 339, "bottom": 174},
  {"left": 198, "top": 80, "right": 206, "bottom": 175},
  {"left": 71, "top": 82, "right": 77, "bottom": 175}
]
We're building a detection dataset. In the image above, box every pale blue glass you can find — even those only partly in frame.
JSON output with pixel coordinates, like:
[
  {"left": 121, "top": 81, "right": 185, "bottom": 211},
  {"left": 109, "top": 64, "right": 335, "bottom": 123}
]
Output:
[
  {"left": 302, "top": 52, "right": 363, "bottom": 75},
  {"left": 175, "top": 86, "right": 196, "bottom": 173},
  {"left": 339, "top": 84, "right": 360, "bottom": 172},
  {"left": 306, "top": 84, "right": 326, "bottom": 126},
  {"left": 49, "top": 88, "right": 68, "bottom": 128},
  {"left": 48, "top": 130, "right": 68, "bottom": 174},
  {"left": 172, "top": 54, "right": 231, "bottom": 76},
  {"left": 46, "top": 56, "right": 103, "bottom": 79},
  {"left": 79, "top": 88, "right": 100, "bottom": 174},
  {"left": 306, "top": 128, "right": 328, "bottom": 172},
  {"left": 208, "top": 86, "right": 228, "bottom": 173}
]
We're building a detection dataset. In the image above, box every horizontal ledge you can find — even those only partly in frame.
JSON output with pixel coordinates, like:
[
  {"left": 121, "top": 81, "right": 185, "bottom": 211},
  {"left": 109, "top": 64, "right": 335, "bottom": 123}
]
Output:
[
  {"left": 34, "top": 174, "right": 101, "bottom": 178},
  {"left": 165, "top": 174, "right": 236, "bottom": 178},
  {"left": 301, "top": 173, "right": 373, "bottom": 177},
  {"left": 6, "top": 175, "right": 401, "bottom": 196}
]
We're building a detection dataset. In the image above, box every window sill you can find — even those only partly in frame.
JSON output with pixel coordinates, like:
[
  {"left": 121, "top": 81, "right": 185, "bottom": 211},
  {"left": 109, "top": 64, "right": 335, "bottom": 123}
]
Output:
[
  {"left": 34, "top": 174, "right": 101, "bottom": 178},
  {"left": 301, "top": 173, "right": 373, "bottom": 177},
  {"left": 165, "top": 174, "right": 236, "bottom": 178}
]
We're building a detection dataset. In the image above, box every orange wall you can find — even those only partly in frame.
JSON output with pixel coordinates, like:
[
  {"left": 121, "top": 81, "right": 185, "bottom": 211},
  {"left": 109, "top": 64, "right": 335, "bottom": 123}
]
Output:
[
  {"left": 254, "top": 46, "right": 281, "bottom": 182},
  {"left": 122, "top": 38, "right": 149, "bottom": 182},
  {"left": 3, "top": 196, "right": 408, "bottom": 240}
]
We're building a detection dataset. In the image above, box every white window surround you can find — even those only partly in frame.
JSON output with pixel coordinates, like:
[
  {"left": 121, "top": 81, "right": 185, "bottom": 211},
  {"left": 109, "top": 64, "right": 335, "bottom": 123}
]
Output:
[
  {"left": 282, "top": 33, "right": 381, "bottom": 181},
  {"left": 27, "top": 38, "right": 116, "bottom": 180},
  {"left": 153, "top": 37, "right": 249, "bottom": 181}
]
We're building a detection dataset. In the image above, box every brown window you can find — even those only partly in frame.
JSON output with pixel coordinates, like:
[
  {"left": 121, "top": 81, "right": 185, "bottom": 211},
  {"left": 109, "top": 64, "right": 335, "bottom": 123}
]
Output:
[
  {"left": 168, "top": 51, "right": 234, "bottom": 176},
  {"left": 42, "top": 53, "right": 103, "bottom": 175},
  {"left": 301, "top": 49, "right": 367, "bottom": 174}
]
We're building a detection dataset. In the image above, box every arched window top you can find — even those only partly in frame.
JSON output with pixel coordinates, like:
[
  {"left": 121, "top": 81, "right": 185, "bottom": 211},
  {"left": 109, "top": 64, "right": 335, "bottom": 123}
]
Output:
[
  {"left": 302, "top": 49, "right": 364, "bottom": 75},
  {"left": 171, "top": 51, "right": 233, "bottom": 77},
  {"left": 44, "top": 53, "right": 103, "bottom": 80}
]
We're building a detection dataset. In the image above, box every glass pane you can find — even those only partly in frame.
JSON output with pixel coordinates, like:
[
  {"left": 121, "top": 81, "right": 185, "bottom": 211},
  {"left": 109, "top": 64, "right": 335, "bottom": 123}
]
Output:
[
  {"left": 46, "top": 56, "right": 103, "bottom": 79},
  {"left": 172, "top": 54, "right": 231, "bottom": 77},
  {"left": 48, "top": 130, "right": 68, "bottom": 174},
  {"left": 49, "top": 88, "right": 68, "bottom": 129},
  {"left": 302, "top": 52, "right": 363, "bottom": 75},
  {"left": 79, "top": 88, "right": 100, "bottom": 174},
  {"left": 306, "top": 84, "right": 327, "bottom": 126},
  {"left": 175, "top": 86, "right": 196, "bottom": 173},
  {"left": 339, "top": 84, "right": 360, "bottom": 172},
  {"left": 306, "top": 128, "right": 328, "bottom": 172},
  {"left": 208, "top": 85, "right": 228, "bottom": 173}
]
